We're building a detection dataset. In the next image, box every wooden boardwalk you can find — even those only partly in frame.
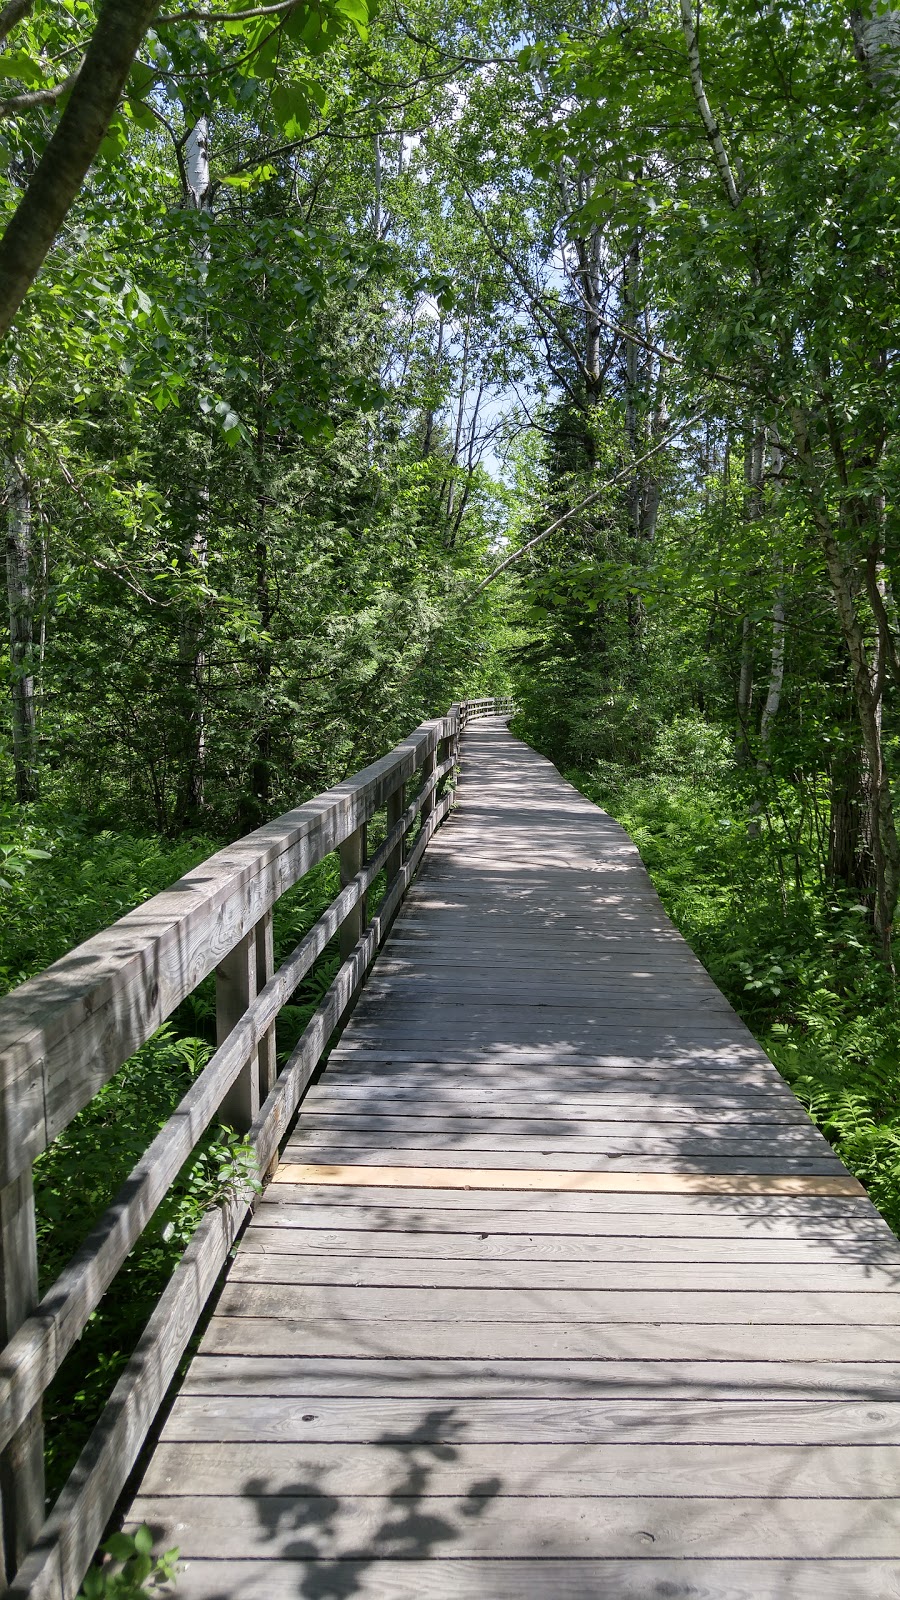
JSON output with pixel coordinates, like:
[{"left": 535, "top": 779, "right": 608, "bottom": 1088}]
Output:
[{"left": 129, "top": 719, "right": 900, "bottom": 1598}]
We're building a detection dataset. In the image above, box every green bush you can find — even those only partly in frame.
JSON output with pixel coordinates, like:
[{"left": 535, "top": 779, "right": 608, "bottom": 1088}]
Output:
[{"left": 79, "top": 1526, "right": 178, "bottom": 1599}]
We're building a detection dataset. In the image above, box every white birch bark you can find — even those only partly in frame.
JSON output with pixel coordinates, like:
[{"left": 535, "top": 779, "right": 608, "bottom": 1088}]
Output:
[
  {"left": 759, "top": 437, "right": 786, "bottom": 746},
  {"left": 373, "top": 133, "right": 382, "bottom": 240},
  {"left": 185, "top": 116, "right": 212, "bottom": 211},
  {"left": 177, "top": 115, "right": 213, "bottom": 822},
  {"left": 678, "top": 0, "right": 740, "bottom": 208},
  {"left": 851, "top": 5, "right": 900, "bottom": 85},
  {"left": 5, "top": 456, "right": 37, "bottom": 801}
]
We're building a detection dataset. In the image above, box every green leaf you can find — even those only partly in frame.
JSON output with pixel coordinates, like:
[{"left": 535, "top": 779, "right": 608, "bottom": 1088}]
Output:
[
  {"left": 133, "top": 1524, "right": 153, "bottom": 1557},
  {"left": 0, "top": 52, "right": 45, "bottom": 86},
  {"left": 101, "top": 1533, "right": 135, "bottom": 1563},
  {"left": 271, "top": 82, "right": 313, "bottom": 138}
]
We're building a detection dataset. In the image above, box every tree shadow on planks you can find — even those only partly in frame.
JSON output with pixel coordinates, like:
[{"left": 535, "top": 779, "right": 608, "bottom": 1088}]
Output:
[{"left": 176, "top": 1406, "right": 504, "bottom": 1599}]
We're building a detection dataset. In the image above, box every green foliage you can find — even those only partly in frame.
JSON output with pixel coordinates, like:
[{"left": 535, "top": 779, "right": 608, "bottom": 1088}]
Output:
[
  {"left": 0, "top": 813, "right": 216, "bottom": 995},
  {"left": 79, "top": 1525, "right": 178, "bottom": 1600}
]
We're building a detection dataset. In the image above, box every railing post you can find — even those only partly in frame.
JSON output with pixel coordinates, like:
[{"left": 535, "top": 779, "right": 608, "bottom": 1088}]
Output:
[
  {"left": 216, "top": 930, "right": 260, "bottom": 1131},
  {"left": 0, "top": 1167, "right": 44, "bottom": 1587},
  {"left": 339, "top": 824, "right": 367, "bottom": 961},
  {"left": 255, "top": 908, "right": 276, "bottom": 1099},
  {"left": 386, "top": 781, "right": 404, "bottom": 888},
  {"left": 450, "top": 707, "right": 462, "bottom": 775},
  {"left": 419, "top": 742, "right": 437, "bottom": 832}
]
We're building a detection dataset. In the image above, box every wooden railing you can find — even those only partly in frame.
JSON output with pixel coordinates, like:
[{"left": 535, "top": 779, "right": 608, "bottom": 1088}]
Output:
[
  {"left": 460, "top": 695, "right": 515, "bottom": 725},
  {"left": 0, "top": 695, "right": 512, "bottom": 1599}
]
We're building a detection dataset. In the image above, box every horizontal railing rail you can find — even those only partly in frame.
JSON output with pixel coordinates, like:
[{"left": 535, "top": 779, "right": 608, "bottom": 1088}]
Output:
[{"left": 0, "top": 695, "right": 512, "bottom": 1599}]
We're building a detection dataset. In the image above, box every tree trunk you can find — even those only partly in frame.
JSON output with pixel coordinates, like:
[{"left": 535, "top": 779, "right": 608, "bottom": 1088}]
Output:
[
  {"left": 828, "top": 744, "right": 875, "bottom": 899},
  {"left": 4, "top": 458, "right": 37, "bottom": 800},
  {"left": 0, "top": 0, "right": 161, "bottom": 338},
  {"left": 735, "top": 424, "right": 764, "bottom": 762},
  {"left": 759, "top": 579, "right": 785, "bottom": 746},
  {"left": 736, "top": 614, "right": 754, "bottom": 760},
  {"left": 249, "top": 373, "right": 273, "bottom": 825},
  {"left": 792, "top": 410, "right": 900, "bottom": 957},
  {"left": 175, "top": 115, "right": 212, "bottom": 827}
]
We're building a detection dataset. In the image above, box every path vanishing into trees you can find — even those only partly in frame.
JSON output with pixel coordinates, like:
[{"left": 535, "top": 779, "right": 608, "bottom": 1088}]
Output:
[{"left": 114, "top": 717, "right": 900, "bottom": 1599}]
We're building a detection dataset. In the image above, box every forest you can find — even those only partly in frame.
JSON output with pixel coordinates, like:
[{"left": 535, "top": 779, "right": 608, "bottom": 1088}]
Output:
[{"left": 2, "top": 0, "right": 900, "bottom": 1583}]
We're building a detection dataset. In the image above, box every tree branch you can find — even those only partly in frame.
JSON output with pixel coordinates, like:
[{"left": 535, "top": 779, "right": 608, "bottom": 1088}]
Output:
[
  {"left": 0, "top": 0, "right": 32, "bottom": 47},
  {"left": 465, "top": 411, "right": 703, "bottom": 600},
  {"left": 155, "top": 0, "right": 299, "bottom": 22},
  {"left": 0, "top": 0, "right": 161, "bottom": 339},
  {"left": 0, "top": 67, "right": 80, "bottom": 120}
]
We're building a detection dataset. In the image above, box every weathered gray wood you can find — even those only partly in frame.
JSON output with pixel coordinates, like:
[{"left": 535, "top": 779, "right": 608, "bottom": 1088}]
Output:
[
  {"left": 126, "top": 1489, "right": 900, "bottom": 1558},
  {"left": 301, "top": 1093, "right": 811, "bottom": 1122},
  {"left": 212, "top": 1281, "right": 900, "bottom": 1324},
  {"left": 152, "top": 1392, "right": 900, "bottom": 1444},
  {"left": 136, "top": 1436, "right": 900, "bottom": 1499},
  {"left": 0, "top": 1170, "right": 43, "bottom": 1586},
  {"left": 217, "top": 929, "right": 260, "bottom": 1131},
  {"left": 199, "top": 1313, "right": 900, "bottom": 1361},
  {"left": 0, "top": 730, "right": 461, "bottom": 1439},
  {"left": 227, "top": 1252, "right": 900, "bottom": 1293},
  {"left": 96, "top": 1557, "right": 900, "bottom": 1600},
  {"left": 240, "top": 1224, "right": 900, "bottom": 1264},
  {"left": 179, "top": 1353, "right": 900, "bottom": 1399},
  {"left": 7, "top": 1195, "right": 244, "bottom": 1600},
  {"left": 116, "top": 713, "right": 900, "bottom": 1599},
  {"left": 254, "top": 909, "right": 276, "bottom": 1099},
  {"left": 327, "top": 1050, "right": 772, "bottom": 1069},
  {"left": 290, "top": 1112, "right": 825, "bottom": 1146},
  {"left": 1, "top": 705, "right": 485, "bottom": 1600},
  {"left": 385, "top": 780, "right": 404, "bottom": 886},
  {"left": 418, "top": 743, "right": 437, "bottom": 832},
  {"left": 338, "top": 824, "right": 367, "bottom": 962},
  {"left": 277, "top": 1147, "right": 847, "bottom": 1173},
  {"left": 0, "top": 862, "right": 401, "bottom": 1456},
  {"left": 255, "top": 1187, "right": 889, "bottom": 1228}
]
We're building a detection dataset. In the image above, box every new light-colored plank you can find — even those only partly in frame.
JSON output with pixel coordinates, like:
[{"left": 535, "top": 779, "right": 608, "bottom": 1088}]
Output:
[{"left": 273, "top": 1162, "right": 859, "bottom": 1191}]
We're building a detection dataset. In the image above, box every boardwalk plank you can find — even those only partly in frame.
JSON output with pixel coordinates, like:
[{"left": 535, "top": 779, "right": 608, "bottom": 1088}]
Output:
[
  {"left": 129, "top": 1492, "right": 900, "bottom": 1558},
  {"left": 136, "top": 1439, "right": 900, "bottom": 1498},
  {"left": 199, "top": 1315, "right": 900, "bottom": 1361},
  {"left": 124, "top": 1558, "right": 900, "bottom": 1600},
  {"left": 150, "top": 1394, "right": 900, "bottom": 1444},
  {"left": 212, "top": 1282, "right": 900, "bottom": 1322}
]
